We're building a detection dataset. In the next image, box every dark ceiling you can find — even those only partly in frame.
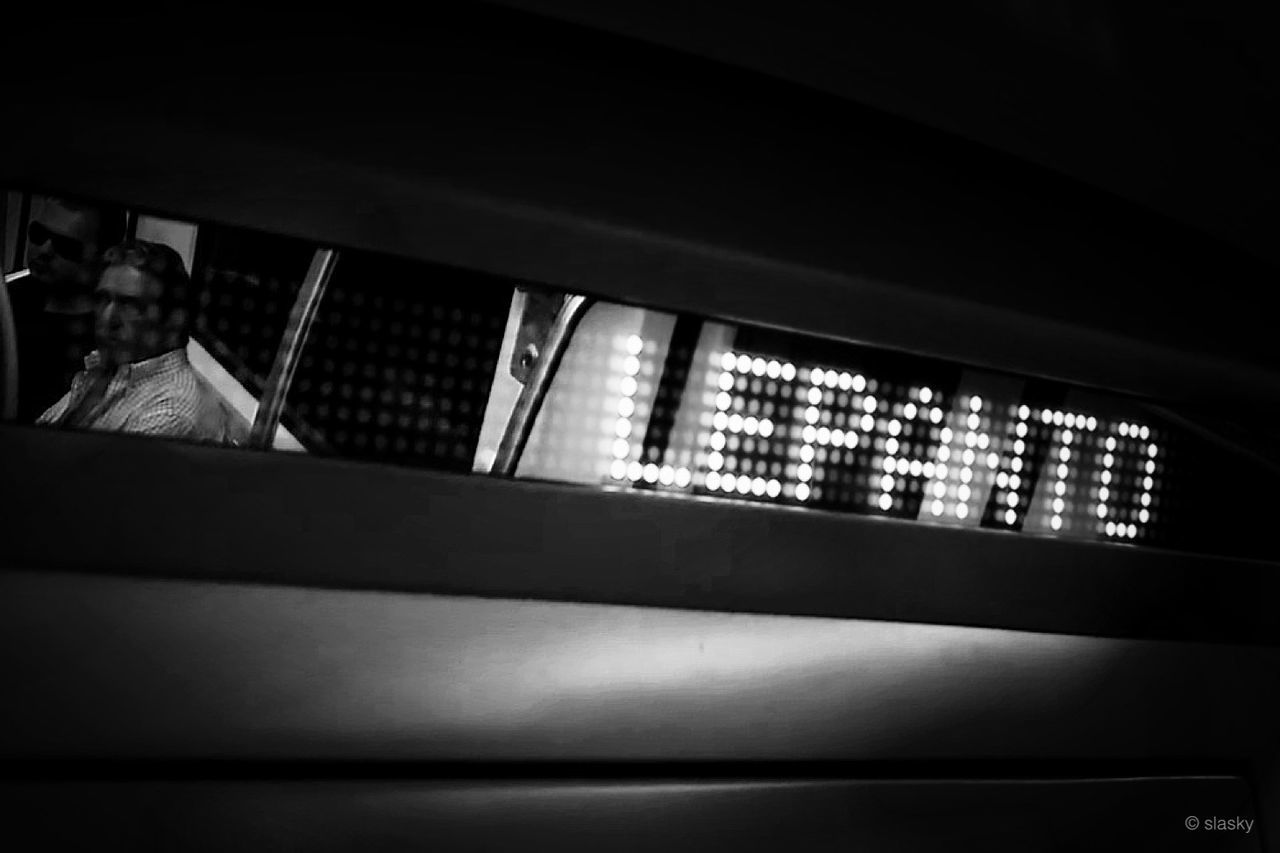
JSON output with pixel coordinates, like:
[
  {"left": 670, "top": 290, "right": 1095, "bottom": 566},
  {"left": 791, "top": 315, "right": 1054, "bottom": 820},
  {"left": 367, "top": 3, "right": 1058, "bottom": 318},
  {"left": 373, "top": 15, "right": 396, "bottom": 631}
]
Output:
[{"left": 496, "top": 0, "right": 1280, "bottom": 272}]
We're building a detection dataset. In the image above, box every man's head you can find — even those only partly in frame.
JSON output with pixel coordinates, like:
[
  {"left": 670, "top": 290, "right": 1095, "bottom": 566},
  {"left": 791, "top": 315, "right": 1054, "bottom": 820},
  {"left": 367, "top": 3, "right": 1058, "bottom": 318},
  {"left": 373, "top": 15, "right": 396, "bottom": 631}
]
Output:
[
  {"left": 94, "top": 240, "right": 194, "bottom": 367},
  {"left": 25, "top": 196, "right": 128, "bottom": 299}
]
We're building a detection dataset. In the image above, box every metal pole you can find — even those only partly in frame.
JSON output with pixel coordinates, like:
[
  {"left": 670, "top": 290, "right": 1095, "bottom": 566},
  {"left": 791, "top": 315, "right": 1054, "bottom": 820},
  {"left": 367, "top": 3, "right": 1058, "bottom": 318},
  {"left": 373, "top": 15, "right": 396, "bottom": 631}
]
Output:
[
  {"left": 249, "top": 248, "right": 338, "bottom": 449},
  {"left": 491, "top": 294, "right": 594, "bottom": 477},
  {"left": 0, "top": 233, "right": 16, "bottom": 423}
]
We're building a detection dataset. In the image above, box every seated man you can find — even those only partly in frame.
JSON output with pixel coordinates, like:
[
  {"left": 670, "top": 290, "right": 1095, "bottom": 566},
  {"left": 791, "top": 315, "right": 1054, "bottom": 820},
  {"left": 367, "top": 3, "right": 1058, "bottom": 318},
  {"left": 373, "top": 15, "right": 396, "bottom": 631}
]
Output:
[
  {"left": 10, "top": 196, "right": 127, "bottom": 423},
  {"left": 37, "top": 240, "right": 233, "bottom": 443}
]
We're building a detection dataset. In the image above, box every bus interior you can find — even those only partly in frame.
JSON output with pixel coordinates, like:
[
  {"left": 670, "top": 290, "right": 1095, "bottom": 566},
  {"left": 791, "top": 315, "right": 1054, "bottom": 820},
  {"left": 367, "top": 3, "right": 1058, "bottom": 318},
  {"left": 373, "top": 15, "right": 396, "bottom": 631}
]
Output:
[{"left": 2, "top": 3, "right": 1278, "bottom": 850}]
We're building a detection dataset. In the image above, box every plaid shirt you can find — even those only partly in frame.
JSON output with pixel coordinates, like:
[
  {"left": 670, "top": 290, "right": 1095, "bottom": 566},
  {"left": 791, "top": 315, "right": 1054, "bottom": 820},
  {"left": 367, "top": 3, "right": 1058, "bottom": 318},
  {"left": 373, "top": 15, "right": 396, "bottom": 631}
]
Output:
[{"left": 37, "top": 347, "right": 240, "bottom": 444}]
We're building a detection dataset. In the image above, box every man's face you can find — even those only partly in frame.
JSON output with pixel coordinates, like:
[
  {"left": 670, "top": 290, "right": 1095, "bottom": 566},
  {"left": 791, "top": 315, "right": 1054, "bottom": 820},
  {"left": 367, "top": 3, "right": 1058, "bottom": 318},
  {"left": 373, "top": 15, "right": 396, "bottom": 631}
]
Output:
[
  {"left": 95, "top": 265, "right": 168, "bottom": 366},
  {"left": 26, "top": 199, "right": 101, "bottom": 295}
]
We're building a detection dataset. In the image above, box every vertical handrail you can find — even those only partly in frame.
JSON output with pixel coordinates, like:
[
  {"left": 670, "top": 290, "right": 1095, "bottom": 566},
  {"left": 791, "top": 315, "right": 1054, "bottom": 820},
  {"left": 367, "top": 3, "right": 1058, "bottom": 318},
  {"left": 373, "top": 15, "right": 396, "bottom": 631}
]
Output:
[
  {"left": 491, "top": 294, "right": 595, "bottom": 477},
  {"left": 0, "top": 226, "right": 16, "bottom": 422},
  {"left": 249, "top": 248, "right": 339, "bottom": 449}
]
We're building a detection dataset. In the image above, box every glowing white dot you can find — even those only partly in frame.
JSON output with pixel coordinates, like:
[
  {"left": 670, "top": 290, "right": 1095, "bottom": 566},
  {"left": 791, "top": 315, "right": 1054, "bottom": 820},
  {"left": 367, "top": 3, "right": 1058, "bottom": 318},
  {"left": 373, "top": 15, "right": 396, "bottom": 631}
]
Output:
[
  {"left": 967, "top": 413, "right": 981, "bottom": 430},
  {"left": 1013, "top": 440, "right": 1025, "bottom": 455},
  {"left": 1098, "top": 486, "right": 1110, "bottom": 502},
  {"left": 923, "top": 462, "right": 936, "bottom": 478},
  {"left": 799, "top": 464, "right": 814, "bottom": 483},
  {"left": 956, "top": 503, "right": 970, "bottom": 520},
  {"left": 718, "top": 372, "right": 735, "bottom": 392},
  {"left": 1148, "top": 444, "right": 1159, "bottom": 458},
  {"left": 830, "top": 428, "right": 845, "bottom": 446},
  {"left": 1010, "top": 474, "right": 1021, "bottom": 490},
  {"left": 1051, "top": 515, "right": 1063, "bottom": 531},
  {"left": 1054, "top": 481, "right": 1066, "bottom": 496},
  {"left": 1144, "top": 459, "right": 1156, "bottom": 475},
  {"left": 863, "top": 397, "right": 877, "bottom": 414},
  {"left": 852, "top": 374, "right": 867, "bottom": 393},
  {"left": 618, "top": 397, "right": 636, "bottom": 419},
  {"left": 936, "top": 464, "right": 949, "bottom": 481},
  {"left": 817, "top": 427, "right": 832, "bottom": 445},
  {"left": 962, "top": 449, "right": 976, "bottom": 466},
  {"left": 659, "top": 465, "right": 676, "bottom": 486},
  {"left": 958, "top": 484, "right": 971, "bottom": 502},
  {"left": 615, "top": 419, "right": 633, "bottom": 439},
  {"left": 751, "top": 477, "right": 766, "bottom": 496},
  {"left": 722, "top": 473, "right": 737, "bottom": 492},
  {"left": 1106, "top": 521, "right": 1117, "bottom": 536},
  {"left": 1053, "top": 411, "right": 1064, "bottom": 427},
  {"left": 1097, "top": 504, "right": 1107, "bottom": 519},
  {"left": 896, "top": 458, "right": 910, "bottom": 476},
  {"left": 931, "top": 408, "right": 943, "bottom": 424},
  {"left": 1053, "top": 498, "right": 1065, "bottom": 514},
  {"left": 727, "top": 414, "right": 746, "bottom": 434},
  {"left": 626, "top": 335, "right": 644, "bottom": 356},
  {"left": 752, "top": 358, "right": 767, "bottom": 377},
  {"left": 1141, "top": 493, "right": 1151, "bottom": 507},
  {"left": 1100, "top": 470, "right": 1111, "bottom": 485},
  {"left": 969, "top": 396, "right": 983, "bottom": 413},
  {"left": 1143, "top": 476, "right": 1154, "bottom": 491},
  {"left": 1086, "top": 417, "right": 1097, "bottom": 431},
  {"left": 837, "top": 372, "right": 853, "bottom": 390},
  {"left": 736, "top": 476, "right": 751, "bottom": 495},
  {"left": 860, "top": 414, "right": 875, "bottom": 432},
  {"left": 1041, "top": 410, "right": 1053, "bottom": 425},
  {"left": 1011, "top": 458, "right": 1023, "bottom": 473},
  {"left": 883, "top": 456, "right": 897, "bottom": 473},
  {"left": 624, "top": 355, "right": 641, "bottom": 377},
  {"left": 642, "top": 464, "right": 659, "bottom": 484},
  {"left": 1005, "top": 509, "right": 1017, "bottom": 525},
  {"left": 845, "top": 431, "right": 857, "bottom": 449},
  {"left": 1119, "top": 422, "right": 1130, "bottom": 437},
  {"left": 904, "top": 402, "right": 918, "bottom": 420},
  {"left": 821, "top": 371, "right": 835, "bottom": 389},
  {"left": 1007, "top": 492, "right": 1019, "bottom": 508},
  {"left": 796, "top": 483, "right": 810, "bottom": 501},
  {"left": 766, "top": 479, "right": 782, "bottom": 498},
  {"left": 627, "top": 461, "right": 643, "bottom": 482},
  {"left": 810, "top": 368, "right": 826, "bottom": 386},
  {"left": 744, "top": 417, "right": 759, "bottom": 435},
  {"left": 880, "top": 474, "right": 895, "bottom": 492},
  {"left": 708, "top": 452, "right": 724, "bottom": 471},
  {"left": 620, "top": 377, "right": 638, "bottom": 397},
  {"left": 613, "top": 438, "right": 631, "bottom": 459},
  {"left": 1139, "top": 425, "right": 1150, "bottom": 440},
  {"left": 711, "top": 433, "right": 727, "bottom": 452},
  {"left": 675, "top": 468, "right": 692, "bottom": 488},
  {"left": 933, "top": 482, "right": 947, "bottom": 499},
  {"left": 1127, "top": 524, "right": 1137, "bottom": 539},
  {"left": 807, "top": 386, "right": 823, "bottom": 405},
  {"left": 987, "top": 453, "right": 999, "bottom": 469},
  {"left": 1064, "top": 413, "right": 1076, "bottom": 429},
  {"left": 931, "top": 500, "right": 944, "bottom": 516},
  {"left": 759, "top": 419, "right": 774, "bottom": 438},
  {"left": 977, "top": 434, "right": 990, "bottom": 450},
  {"left": 1057, "top": 463, "right": 1069, "bottom": 479},
  {"left": 888, "top": 420, "right": 902, "bottom": 437},
  {"left": 965, "top": 432, "right": 977, "bottom": 448},
  {"left": 802, "top": 425, "right": 817, "bottom": 444},
  {"left": 705, "top": 471, "right": 721, "bottom": 491},
  {"left": 715, "top": 392, "right": 732, "bottom": 411},
  {"left": 1015, "top": 422, "right": 1028, "bottom": 439},
  {"left": 610, "top": 460, "right": 627, "bottom": 480},
  {"left": 920, "top": 388, "right": 934, "bottom": 404},
  {"left": 781, "top": 363, "right": 797, "bottom": 382},
  {"left": 805, "top": 407, "right": 820, "bottom": 425},
  {"left": 997, "top": 472, "right": 1009, "bottom": 488},
  {"left": 1018, "top": 405, "right": 1030, "bottom": 420},
  {"left": 736, "top": 355, "right": 752, "bottom": 374},
  {"left": 886, "top": 438, "right": 900, "bottom": 456},
  {"left": 940, "top": 427, "right": 954, "bottom": 445},
  {"left": 1103, "top": 453, "right": 1114, "bottom": 468},
  {"left": 1057, "top": 447, "right": 1070, "bottom": 463},
  {"left": 1139, "top": 509, "right": 1149, "bottom": 524},
  {"left": 713, "top": 412, "right": 729, "bottom": 431},
  {"left": 766, "top": 360, "right": 781, "bottom": 379},
  {"left": 910, "top": 460, "right": 923, "bottom": 477},
  {"left": 801, "top": 445, "right": 816, "bottom": 463},
  {"left": 1062, "top": 429, "right": 1074, "bottom": 445},
  {"left": 720, "top": 352, "right": 737, "bottom": 371},
  {"left": 1105, "top": 437, "right": 1117, "bottom": 452},
  {"left": 960, "top": 467, "right": 973, "bottom": 484},
  {"left": 938, "top": 446, "right": 951, "bottom": 463},
  {"left": 878, "top": 493, "right": 893, "bottom": 511}
]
